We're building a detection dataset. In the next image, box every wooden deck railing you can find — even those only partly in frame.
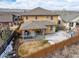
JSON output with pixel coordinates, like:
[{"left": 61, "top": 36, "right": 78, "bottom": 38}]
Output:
[
  {"left": 26, "top": 34, "right": 79, "bottom": 58},
  {"left": 0, "top": 23, "right": 22, "bottom": 55}
]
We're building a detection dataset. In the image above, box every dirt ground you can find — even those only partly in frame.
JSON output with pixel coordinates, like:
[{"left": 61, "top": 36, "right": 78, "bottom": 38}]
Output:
[{"left": 42, "top": 41, "right": 79, "bottom": 58}]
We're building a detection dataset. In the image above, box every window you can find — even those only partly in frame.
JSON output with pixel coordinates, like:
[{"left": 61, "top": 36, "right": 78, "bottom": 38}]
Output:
[
  {"left": 70, "top": 22, "right": 73, "bottom": 27},
  {"left": 36, "top": 16, "right": 37, "bottom": 20},
  {"left": 47, "top": 16, "right": 49, "bottom": 18},
  {"left": 76, "top": 23, "right": 79, "bottom": 25},
  {"left": 26, "top": 16, "right": 28, "bottom": 20},
  {"left": 58, "top": 20, "right": 61, "bottom": 24},
  {"left": 51, "top": 16, "right": 53, "bottom": 20}
]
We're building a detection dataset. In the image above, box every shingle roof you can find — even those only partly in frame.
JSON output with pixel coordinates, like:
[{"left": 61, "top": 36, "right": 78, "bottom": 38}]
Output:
[
  {"left": 0, "top": 14, "right": 13, "bottom": 22},
  {"left": 32, "top": 21, "right": 54, "bottom": 26},
  {"left": 0, "top": 8, "right": 24, "bottom": 12},
  {"left": 71, "top": 16, "right": 79, "bottom": 23},
  {"left": 1, "top": 7, "right": 79, "bottom": 22},
  {"left": 21, "top": 7, "right": 60, "bottom": 16},
  {"left": 60, "top": 11, "right": 79, "bottom": 22},
  {"left": 20, "top": 7, "right": 79, "bottom": 22},
  {"left": 20, "top": 21, "right": 47, "bottom": 30}
]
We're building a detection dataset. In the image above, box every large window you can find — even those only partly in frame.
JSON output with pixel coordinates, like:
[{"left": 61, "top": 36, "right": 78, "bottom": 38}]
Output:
[
  {"left": 70, "top": 22, "right": 73, "bottom": 27},
  {"left": 58, "top": 20, "right": 61, "bottom": 24},
  {"left": 36, "top": 16, "right": 37, "bottom": 20},
  {"left": 26, "top": 16, "right": 28, "bottom": 20},
  {"left": 76, "top": 23, "right": 79, "bottom": 25},
  {"left": 46, "top": 16, "right": 49, "bottom": 18},
  {"left": 51, "top": 16, "right": 53, "bottom": 20}
]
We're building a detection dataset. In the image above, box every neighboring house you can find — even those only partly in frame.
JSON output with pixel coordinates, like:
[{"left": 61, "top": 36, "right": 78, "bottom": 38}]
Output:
[
  {"left": 60, "top": 11, "right": 79, "bottom": 30},
  {"left": 0, "top": 13, "right": 13, "bottom": 26},
  {"left": 0, "top": 8, "right": 24, "bottom": 26},
  {"left": 70, "top": 16, "right": 79, "bottom": 29}
]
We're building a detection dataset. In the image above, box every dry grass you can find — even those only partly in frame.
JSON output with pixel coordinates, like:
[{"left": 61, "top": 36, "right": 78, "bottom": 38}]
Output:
[{"left": 42, "top": 41, "right": 79, "bottom": 58}]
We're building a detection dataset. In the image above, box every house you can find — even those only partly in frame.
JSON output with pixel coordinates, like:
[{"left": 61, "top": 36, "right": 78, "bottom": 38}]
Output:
[
  {"left": 0, "top": 13, "right": 13, "bottom": 27},
  {"left": 18, "top": 7, "right": 62, "bottom": 39},
  {"left": 20, "top": 7, "right": 60, "bottom": 24},
  {"left": 60, "top": 11, "right": 79, "bottom": 30},
  {"left": 0, "top": 8, "right": 24, "bottom": 25}
]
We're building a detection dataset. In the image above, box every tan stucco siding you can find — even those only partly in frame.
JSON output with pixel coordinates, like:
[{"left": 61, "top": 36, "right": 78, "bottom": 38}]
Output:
[
  {"left": 28, "top": 16, "right": 36, "bottom": 21},
  {"left": 23, "top": 16, "right": 35, "bottom": 22},
  {"left": 22, "top": 15, "right": 58, "bottom": 25},
  {"left": 53, "top": 16, "right": 58, "bottom": 25},
  {"left": 37, "top": 16, "right": 47, "bottom": 21},
  {"left": 23, "top": 16, "right": 51, "bottom": 21},
  {"left": 46, "top": 16, "right": 52, "bottom": 21},
  {"left": 23, "top": 16, "right": 27, "bottom": 22}
]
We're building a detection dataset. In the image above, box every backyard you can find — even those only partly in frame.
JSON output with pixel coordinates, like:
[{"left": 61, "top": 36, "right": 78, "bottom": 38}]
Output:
[{"left": 42, "top": 40, "right": 79, "bottom": 58}]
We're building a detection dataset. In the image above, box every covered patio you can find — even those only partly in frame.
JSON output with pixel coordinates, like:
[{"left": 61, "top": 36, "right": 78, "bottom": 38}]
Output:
[{"left": 19, "top": 21, "right": 47, "bottom": 39}]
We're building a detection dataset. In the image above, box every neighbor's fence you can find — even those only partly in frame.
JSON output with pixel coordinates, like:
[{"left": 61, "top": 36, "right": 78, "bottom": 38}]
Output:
[{"left": 26, "top": 34, "right": 79, "bottom": 58}]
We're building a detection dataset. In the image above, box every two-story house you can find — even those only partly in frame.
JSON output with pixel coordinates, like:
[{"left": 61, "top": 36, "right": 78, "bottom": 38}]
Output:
[{"left": 19, "top": 7, "right": 60, "bottom": 39}]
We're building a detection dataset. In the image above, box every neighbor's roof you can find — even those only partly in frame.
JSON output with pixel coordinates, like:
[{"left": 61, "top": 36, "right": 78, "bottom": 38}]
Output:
[
  {"left": 60, "top": 11, "right": 79, "bottom": 22},
  {"left": 0, "top": 8, "right": 24, "bottom": 12},
  {"left": 0, "top": 14, "right": 13, "bottom": 22},
  {"left": 0, "top": 8, "right": 25, "bottom": 16},
  {"left": 71, "top": 16, "right": 79, "bottom": 23}
]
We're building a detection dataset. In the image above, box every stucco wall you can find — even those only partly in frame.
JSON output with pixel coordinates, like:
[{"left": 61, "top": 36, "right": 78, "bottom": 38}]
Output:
[
  {"left": 22, "top": 15, "right": 58, "bottom": 33},
  {"left": 28, "top": 16, "right": 36, "bottom": 21},
  {"left": 22, "top": 15, "right": 58, "bottom": 23},
  {"left": 53, "top": 16, "right": 58, "bottom": 25},
  {"left": 37, "top": 16, "right": 48, "bottom": 21}
]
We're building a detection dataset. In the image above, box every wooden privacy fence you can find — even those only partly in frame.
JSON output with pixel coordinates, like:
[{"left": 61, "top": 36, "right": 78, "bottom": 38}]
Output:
[{"left": 25, "top": 34, "right": 79, "bottom": 58}]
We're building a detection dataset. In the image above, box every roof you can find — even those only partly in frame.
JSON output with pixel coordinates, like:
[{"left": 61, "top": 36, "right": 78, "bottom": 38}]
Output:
[
  {"left": 71, "top": 16, "right": 79, "bottom": 23},
  {"left": 32, "top": 21, "right": 54, "bottom": 26},
  {"left": 20, "top": 7, "right": 79, "bottom": 22},
  {"left": 60, "top": 11, "right": 79, "bottom": 22},
  {"left": 0, "top": 8, "right": 26, "bottom": 16},
  {"left": 20, "top": 21, "right": 47, "bottom": 30},
  {"left": 1, "top": 7, "right": 79, "bottom": 22},
  {"left": 0, "top": 8, "right": 24, "bottom": 12},
  {"left": 0, "top": 14, "right": 13, "bottom": 22},
  {"left": 20, "top": 7, "right": 60, "bottom": 16}
]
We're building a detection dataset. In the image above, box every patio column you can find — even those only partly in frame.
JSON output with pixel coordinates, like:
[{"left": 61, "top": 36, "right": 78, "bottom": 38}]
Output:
[
  {"left": 73, "top": 22, "right": 76, "bottom": 28},
  {"left": 66, "top": 23, "right": 70, "bottom": 30},
  {"left": 22, "top": 30, "right": 25, "bottom": 40},
  {"left": 53, "top": 26, "right": 56, "bottom": 32},
  {"left": 42, "top": 29, "right": 45, "bottom": 39}
]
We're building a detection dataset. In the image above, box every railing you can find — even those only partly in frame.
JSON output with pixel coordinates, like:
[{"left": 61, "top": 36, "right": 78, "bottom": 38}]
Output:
[{"left": 0, "top": 23, "right": 22, "bottom": 56}]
